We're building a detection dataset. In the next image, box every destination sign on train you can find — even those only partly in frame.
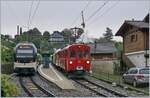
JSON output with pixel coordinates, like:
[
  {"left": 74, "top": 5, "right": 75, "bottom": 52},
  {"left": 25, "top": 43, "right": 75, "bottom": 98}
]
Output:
[{"left": 19, "top": 45, "right": 31, "bottom": 48}]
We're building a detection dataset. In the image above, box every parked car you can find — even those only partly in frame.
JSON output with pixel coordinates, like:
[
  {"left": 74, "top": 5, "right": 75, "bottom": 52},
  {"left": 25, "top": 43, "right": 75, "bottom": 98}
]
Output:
[{"left": 122, "top": 67, "right": 149, "bottom": 87}]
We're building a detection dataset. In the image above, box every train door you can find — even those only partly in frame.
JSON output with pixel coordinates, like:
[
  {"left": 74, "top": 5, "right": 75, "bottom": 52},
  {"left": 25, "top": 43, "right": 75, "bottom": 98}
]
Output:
[
  {"left": 69, "top": 47, "right": 77, "bottom": 71},
  {"left": 83, "top": 46, "right": 91, "bottom": 71},
  {"left": 76, "top": 45, "right": 84, "bottom": 71}
]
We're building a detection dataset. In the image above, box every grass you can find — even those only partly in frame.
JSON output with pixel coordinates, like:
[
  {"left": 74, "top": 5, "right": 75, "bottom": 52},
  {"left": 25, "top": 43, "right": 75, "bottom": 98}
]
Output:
[
  {"left": 92, "top": 67, "right": 123, "bottom": 84},
  {"left": 91, "top": 71, "right": 149, "bottom": 95},
  {"left": 1, "top": 74, "right": 19, "bottom": 97}
]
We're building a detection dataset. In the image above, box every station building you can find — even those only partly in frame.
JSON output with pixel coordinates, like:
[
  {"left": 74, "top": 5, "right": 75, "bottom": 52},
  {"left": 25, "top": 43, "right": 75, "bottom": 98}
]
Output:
[{"left": 115, "top": 14, "right": 149, "bottom": 68}]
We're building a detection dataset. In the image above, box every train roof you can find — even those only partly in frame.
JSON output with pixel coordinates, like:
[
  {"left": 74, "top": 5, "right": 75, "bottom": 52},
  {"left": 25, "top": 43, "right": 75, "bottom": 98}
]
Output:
[
  {"left": 56, "top": 43, "right": 90, "bottom": 52},
  {"left": 14, "top": 42, "right": 37, "bottom": 52},
  {"left": 54, "top": 49, "right": 61, "bottom": 54},
  {"left": 64, "top": 43, "right": 90, "bottom": 49},
  {"left": 53, "top": 43, "right": 90, "bottom": 54}
]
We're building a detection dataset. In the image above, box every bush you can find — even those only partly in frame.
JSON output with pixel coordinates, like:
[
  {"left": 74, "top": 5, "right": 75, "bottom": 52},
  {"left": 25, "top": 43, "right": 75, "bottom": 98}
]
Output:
[
  {"left": 1, "top": 46, "right": 14, "bottom": 64},
  {"left": 1, "top": 74, "right": 19, "bottom": 97}
]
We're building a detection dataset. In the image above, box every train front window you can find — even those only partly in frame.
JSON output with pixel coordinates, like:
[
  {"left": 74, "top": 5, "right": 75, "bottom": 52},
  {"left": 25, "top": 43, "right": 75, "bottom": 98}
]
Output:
[
  {"left": 17, "top": 49, "right": 33, "bottom": 54},
  {"left": 84, "top": 49, "right": 89, "bottom": 58},
  {"left": 78, "top": 48, "right": 82, "bottom": 58},
  {"left": 70, "top": 49, "right": 76, "bottom": 58}
]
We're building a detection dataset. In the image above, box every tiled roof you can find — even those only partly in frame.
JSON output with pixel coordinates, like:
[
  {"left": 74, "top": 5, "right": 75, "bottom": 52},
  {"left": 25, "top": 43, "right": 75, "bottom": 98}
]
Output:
[
  {"left": 88, "top": 42, "right": 117, "bottom": 54},
  {"left": 126, "top": 21, "right": 149, "bottom": 28},
  {"left": 115, "top": 14, "right": 149, "bottom": 36},
  {"left": 115, "top": 20, "right": 149, "bottom": 36}
]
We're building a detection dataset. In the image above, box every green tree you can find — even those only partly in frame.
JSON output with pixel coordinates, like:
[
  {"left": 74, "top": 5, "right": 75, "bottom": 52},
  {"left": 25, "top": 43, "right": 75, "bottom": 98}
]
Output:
[
  {"left": 31, "top": 38, "right": 41, "bottom": 50},
  {"left": 103, "top": 27, "right": 113, "bottom": 41},
  {"left": 61, "top": 28, "right": 84, "bottom": 43},
  {"left": 61, "top": 28, "right": 72, "bottom": 43},
  {"left": 115, "top": 41, "right": 123, "bottom": 51},
  {"left": 32, "top": 28, "right": 42, "bottom": 37},
  {"left": 43, "top": 31, "right": 50, "bottom": 40}
]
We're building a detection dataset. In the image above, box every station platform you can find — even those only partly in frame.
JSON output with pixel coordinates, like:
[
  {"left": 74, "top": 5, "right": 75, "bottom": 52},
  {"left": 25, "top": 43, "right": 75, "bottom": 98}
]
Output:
[{"left": 37, "top": 63, "right": 75, "bottom": 89}]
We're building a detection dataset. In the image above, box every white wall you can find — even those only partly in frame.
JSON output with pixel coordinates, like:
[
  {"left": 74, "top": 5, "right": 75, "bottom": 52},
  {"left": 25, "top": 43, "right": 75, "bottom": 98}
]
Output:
[
  {"left": 91, "top": 59, "right": 120, "bottom": 74},
  {"left": 125, "top": 50, "right": 149, "bottom": 67}
]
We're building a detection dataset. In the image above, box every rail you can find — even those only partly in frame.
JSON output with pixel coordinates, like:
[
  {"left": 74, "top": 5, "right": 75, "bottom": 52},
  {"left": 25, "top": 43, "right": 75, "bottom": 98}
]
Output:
[
  {"left": 73, "top": 78, "right": 128, "bottom": 97},
  {"left": 19, "top": 76, "right": 55, "bottom": 97}
]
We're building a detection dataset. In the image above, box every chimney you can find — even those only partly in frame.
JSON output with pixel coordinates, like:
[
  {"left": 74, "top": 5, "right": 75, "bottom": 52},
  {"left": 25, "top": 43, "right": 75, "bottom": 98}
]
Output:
[
  {"left": 17, "top": 25, "right": 19, "bottom": 35},
  {"left": 20, "top": 27, "right": 22, "bottom": 35}
]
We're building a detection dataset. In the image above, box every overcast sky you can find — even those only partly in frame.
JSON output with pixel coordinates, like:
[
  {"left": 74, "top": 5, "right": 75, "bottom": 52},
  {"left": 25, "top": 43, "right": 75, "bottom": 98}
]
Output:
[{"left": 1, "top": 0, "right": 149, "bottom": 41}]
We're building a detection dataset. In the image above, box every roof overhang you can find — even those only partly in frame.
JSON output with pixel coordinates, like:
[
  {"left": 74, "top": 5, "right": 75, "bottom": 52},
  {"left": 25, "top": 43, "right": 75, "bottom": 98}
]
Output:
[{"left": 115, "top": 21, "right": 149, "bottom": 36}]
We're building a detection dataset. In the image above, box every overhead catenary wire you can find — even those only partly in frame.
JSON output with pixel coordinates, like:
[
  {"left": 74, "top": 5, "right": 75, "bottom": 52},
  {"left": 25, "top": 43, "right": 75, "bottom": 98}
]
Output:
[
  {"left": 28, "top": 0, "right": 34, "bottom": 30},
  {"left": 86, "top": 1, "right": 109, "bottom": 22},
  {"left": 29, "top": 0, "right": 40, "bottom": 28},
  {"left": 86, "top": 0, "right": 120, "bottom": 27},
  {"left": 82, "top": 1, "right": 91, "bottom": 12}
]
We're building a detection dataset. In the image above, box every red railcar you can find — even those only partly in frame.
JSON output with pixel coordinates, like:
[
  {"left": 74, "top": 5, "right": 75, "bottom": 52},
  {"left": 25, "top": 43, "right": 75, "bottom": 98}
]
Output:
[{"left": 52, "top": 44, "right": 91, "bottom": 75}]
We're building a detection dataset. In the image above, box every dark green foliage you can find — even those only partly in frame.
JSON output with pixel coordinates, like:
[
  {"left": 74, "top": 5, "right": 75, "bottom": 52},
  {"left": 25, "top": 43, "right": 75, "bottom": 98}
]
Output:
[
  {"left": 40, "top": 39, "right": 52, "bottom": 53},
  {"left": 1, "top": 35, "right": 15, "bottom": 64},
  {"left": 61, "top": 28, "right": 72, "bottom": 38},
  {"left": 95, "top": 27, "right": 113, "bottom": 43},
  {"left": 14, "top": 27, "right": 43, "bottom": 50},
  {"left": 31, "top": 38, "right": 41, "bottom": 49},
  {"left": 61, "top": 28, "right": 84, "bottom": 43},
  {"left": 37, "top": 53, "right": 42, "bottom": 64},
  {"left": 103, "top": 27, "right": 113, "bottom": 41},
  {"left": 15, "top": 27, "right": 42, "bottom": 42},
  {"left": 1, "top": 46, "right": 13, "bottom": 63},
  {"left": 115, "top": 42, "right": 123, "bottom": 51},
  {"left": 43, "top": 31, "right": 50, "bottom": 40},
  {"left": 1, "top": 74, "right": 19, "bottom": 97}
]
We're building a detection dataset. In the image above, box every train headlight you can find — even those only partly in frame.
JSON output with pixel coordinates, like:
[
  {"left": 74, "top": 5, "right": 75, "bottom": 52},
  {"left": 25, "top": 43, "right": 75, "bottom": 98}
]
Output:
[
  {"left": 86, "top": 60, "right": 90, "bottom": 64},
  {"left": 69, "top": 61, "right": 73, "bottom": 64}
]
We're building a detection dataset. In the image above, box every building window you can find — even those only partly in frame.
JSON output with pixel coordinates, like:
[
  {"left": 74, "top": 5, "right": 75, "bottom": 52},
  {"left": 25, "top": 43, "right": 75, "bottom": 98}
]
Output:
[{"left": 131, "top": 34, "right": 137, "bottom": 42}]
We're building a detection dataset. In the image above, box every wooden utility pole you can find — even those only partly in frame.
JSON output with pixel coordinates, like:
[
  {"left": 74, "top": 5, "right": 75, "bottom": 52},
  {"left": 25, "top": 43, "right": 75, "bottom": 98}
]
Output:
[{"left": 81, "top": 11, "right": 85, "bottom": 28}]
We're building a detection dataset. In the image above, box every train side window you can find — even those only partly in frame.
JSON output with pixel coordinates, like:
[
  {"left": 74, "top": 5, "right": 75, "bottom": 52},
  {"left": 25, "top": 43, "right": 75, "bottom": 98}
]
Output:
[
  {"left": 70, "top": 49, "right": 76, "bottom": 58},
  {"left": 65, "top": 50, "right": 67, "bottom": 57}
]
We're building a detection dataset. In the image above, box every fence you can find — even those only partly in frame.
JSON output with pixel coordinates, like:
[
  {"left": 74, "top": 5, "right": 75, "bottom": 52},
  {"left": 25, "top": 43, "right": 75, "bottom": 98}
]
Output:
[
  {"left": 91, "top": 59, "right": 121, "bottom": 74},
  {"left": 92, "top": 67, "right": 123, "bottom": 85}
]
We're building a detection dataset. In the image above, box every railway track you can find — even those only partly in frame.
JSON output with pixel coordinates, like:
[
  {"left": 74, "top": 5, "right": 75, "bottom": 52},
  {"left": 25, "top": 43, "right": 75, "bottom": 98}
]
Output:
[
  {"left": 37, "top": 72, "right": 62, "bottom": 90},
  {"left": 74, "top": 78, "right": 128, "bottom": 97},
  {"left": 90, "top": 75, "right": 149, "bottom": 96},
  {"left": 19, "top": 76, "right": 55, "bottom": 97}
]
